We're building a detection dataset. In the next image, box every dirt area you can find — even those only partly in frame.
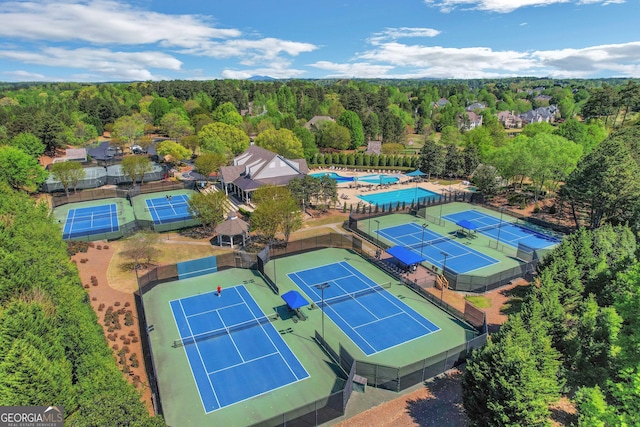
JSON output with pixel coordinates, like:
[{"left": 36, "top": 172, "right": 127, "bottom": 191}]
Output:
[
  {"left": 71, "top": 243, "right": 153, "bottom": 414},
  {"left": 335, "top": 370, "right": 468, "bottom": 427}
]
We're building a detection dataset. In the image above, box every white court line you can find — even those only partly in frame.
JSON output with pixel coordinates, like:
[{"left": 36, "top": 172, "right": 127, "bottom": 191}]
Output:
[
  {"left": 217, "top": 311, "right": 245, "bottom": 363},
  {"left": 290, "top": 271, "right": 377, "bottom": 353},
  {"left": 178, "top": 300, "right": 221, "bottom": 410},
  {"left": 236, "top": 288, "right": 305, "bottom": 380},
  {"left": 186, "top": 301, "right": 245, "bottom": 318},
  {"left": 206, "top": 351, "right": 280, "bottom": 375},
  {"left": 339, "top": 261, "right": 439, "bottom": 333}
]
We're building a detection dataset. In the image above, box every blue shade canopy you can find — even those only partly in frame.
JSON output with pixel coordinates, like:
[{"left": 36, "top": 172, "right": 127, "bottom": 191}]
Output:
[
  {"left": 406, "top": 169, "right": 427, "bottom": 177},
  {"left": 456, "top": 219, "right": 479, "bottom": 230},
  {"left": 386, "top": 245, "right": 427, "bottom": 265},
  {"left": 281, "top": 290, "right": 309, "bottom": 309}
]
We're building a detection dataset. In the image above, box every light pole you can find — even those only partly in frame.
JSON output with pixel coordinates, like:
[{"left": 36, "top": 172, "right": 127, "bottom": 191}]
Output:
[
  {"left": 420, "top": 223, "right": 428, "bottom": 257},
  {"left": 315, "top": 283, "right": 331, "bottom": 343},
  {"left": 374, "top": 219, "right": 380, "bottom": 247},
  {"left": 439, "top": 189, "right": 446, "bottom": 225},
  {"left": 440, "top": 251, "right": 449, "bottom": 302},
  {"left": 368, "top": 202, "right": 373, "bottom": 236},
  {"left": 496, "top": 207, "right": 505, "bottom": 247}
]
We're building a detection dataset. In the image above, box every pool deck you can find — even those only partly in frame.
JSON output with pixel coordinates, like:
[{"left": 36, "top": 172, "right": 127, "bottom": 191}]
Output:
[{"left": 312, "top": 167, "right": 472, "bottom": 205}]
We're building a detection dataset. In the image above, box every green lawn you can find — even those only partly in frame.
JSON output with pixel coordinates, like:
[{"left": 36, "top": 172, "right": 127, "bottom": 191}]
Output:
[{"left": 465, "top": 295, "right": 492, "bottom": 309}]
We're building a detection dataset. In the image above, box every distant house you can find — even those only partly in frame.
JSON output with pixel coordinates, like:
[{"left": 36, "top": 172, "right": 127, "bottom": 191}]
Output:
[
  {"left": 304, "top": 116, "right": 334, "bottom": 130},
  {"left": 219, "top": 146, "right": 309, "bottom": 203},
  {"left": 462, "top": 111, "right": 483, "bottom": 130},
  {"left": 497, "top": 111, "right": 523, "bottom": 129},
  {"left": 465, "top": 102, "right": 486, "bottom": 112},
  {"left": 430, "top": 98, "right": 449, "bottom": 108},
  {"left": 519, "top": 105, "right": 559, "bottom": 125},
  {"left": 365, "top": 140, "right": 382, "bottom": 155}
]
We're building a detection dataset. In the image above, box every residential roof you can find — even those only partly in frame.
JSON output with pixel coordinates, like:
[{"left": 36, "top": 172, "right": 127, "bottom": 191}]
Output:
[
  {"left": 65, "top": 148, "right": 87, "bottom": 161},
  {"left": 220, "top": 146, "right": 309, "bottom": 192},
  {"left": 466, "top": 102, "right": 486, "bottom": 111},
  {"left": 304, "top": 116, "right": 334, "bottom": 129}
]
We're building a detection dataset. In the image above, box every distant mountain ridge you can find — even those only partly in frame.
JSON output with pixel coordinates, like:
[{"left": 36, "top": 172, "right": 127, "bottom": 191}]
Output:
[{"left": 248, "top": 75, "right": 276, "bottom": 81}]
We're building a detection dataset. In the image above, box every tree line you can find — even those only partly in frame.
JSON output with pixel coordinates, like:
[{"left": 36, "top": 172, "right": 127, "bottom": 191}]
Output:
[
  {"left": 0, "top": 183, "right": 164, "bottom": 426},
  {"left": 463, "top": 224, "right": 640, "bottom": 425}
]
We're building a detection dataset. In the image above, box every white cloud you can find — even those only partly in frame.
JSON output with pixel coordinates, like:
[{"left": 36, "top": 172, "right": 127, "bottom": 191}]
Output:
[
  {"left": 2, "top": 70, "right": 50, "bottom": 81},
  {"left": 533, "top": 41, "right": 640, "bottom": 77},
  {"left": 318, "top": 38, "right": 640, "bottom": 79},
  {"left": 309, "top": 61, "right": 396, "bottom": 78},
  {"left": 0, "top": 47, "right": 182, "bottom": 80},
  {"left": 360, "top": 43, "right": 538, "bottom": 72},
  {"left": 424, "top": 0, "right": 625, "bottom": 13},
  {"left": 0, "top": 0, "right": 239, "bottom": 47},
  {"left": 0, "top": 0, "right": 318, "bottom": 77},
  {"left": 183, "top": 37, "right": 317, "bottom": 64},
  {"left": 368, "top": 27, "right": 441, "bottom": 45}
]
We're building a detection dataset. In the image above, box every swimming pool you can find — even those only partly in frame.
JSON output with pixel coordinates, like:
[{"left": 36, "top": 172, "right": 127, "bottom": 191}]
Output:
[
  {"left": 358, "top": 188, "right": 440, "bottom": 206},
  {"left": 309, "top": 172, "right": 354, "bottom": 182},
  {"left": 357, "top": 174, "right": 399, "bottom": 185},
  {"left": 309, "top": 172, "right": 399, "bottom": 184}
]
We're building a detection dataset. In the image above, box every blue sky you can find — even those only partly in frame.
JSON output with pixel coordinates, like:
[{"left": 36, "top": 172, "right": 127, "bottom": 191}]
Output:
[{"left": 0, "top": 0, "right": 638, "bottom": 82}]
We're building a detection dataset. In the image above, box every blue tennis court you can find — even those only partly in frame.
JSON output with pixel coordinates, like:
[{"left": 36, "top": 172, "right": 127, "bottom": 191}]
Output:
[
  {"left": 443, "top": 209, "right": 560, "bottom": 249},
  {"left": 169, "top": 285, "right": 309, "bottom": 413},
  {"left": 146, "top": 194, "right": 192, "bottom": 224},
  {"left": 62, "top": 204, "right": 118, "bottom": 239},
  {"left": 288, "top": 261, "right": 440, "bottom": 356},
  {"left": 377, "top": 223, "right": 499, "bottom": 274}
]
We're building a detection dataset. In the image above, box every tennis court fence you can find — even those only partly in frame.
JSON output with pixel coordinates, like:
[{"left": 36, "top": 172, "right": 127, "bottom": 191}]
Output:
[
  {"left": 346, "top": 211, "right": 539, "bottom": 294},
  {"left": 51, "top": 180, "right": 196, "bottom": 208},
  {"left": 477, "top": 202, "right": 573, "bottom": 236}
]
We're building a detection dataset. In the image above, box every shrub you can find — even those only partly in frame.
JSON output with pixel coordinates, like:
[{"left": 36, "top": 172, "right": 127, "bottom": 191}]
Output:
[{"left": 124, "top": 311, "right": 134, "bottom": 326}]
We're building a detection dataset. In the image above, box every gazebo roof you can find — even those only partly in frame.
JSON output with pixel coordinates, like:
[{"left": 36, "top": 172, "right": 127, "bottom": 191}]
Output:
[{"left": 214, "top": 211, "right": 250, "bottom": 236}]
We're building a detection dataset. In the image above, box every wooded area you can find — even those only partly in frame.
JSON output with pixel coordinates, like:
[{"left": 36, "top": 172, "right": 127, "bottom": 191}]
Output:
[{"left": 1, "top": 76, "right": 640, "bottom": 425}]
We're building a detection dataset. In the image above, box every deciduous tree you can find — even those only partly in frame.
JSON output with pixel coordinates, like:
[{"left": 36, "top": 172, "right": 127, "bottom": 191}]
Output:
[
  {"left": 197, "top": 122, "right": 249, "bottom": 157},
  {"left": 51, "top": 161, "right": 86, "bottom": 197},
  {"left": 255, "top": 128, "right": 303, "bottom": 158},
  {"left": 121, "top": 156, "right": 153, "bottom": 185},
  {"left": 155, "top": 140, "right": 191, "bottom": 163},
  {"left": 9, "top": 132, "right": 45, "bottom": 158},
  {"left": 194, "top": 152, "right": 226, "bottom": 183},
  {"left": 187, "top": 191, "right": 228, "bottom": 231},
  {"left": 251, "top": 186, "right": 302, "bottom": 244},
  {"left": 0, "top": 146, "right": 48, "bottom": 192}
]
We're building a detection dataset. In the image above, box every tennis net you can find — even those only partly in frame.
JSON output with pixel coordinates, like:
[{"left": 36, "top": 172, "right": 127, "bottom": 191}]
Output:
[
  {"left": 475, "top": 221, "right": 514, "bottom": 233},
  {"left": 149, "top": 203, "right": 189, "bottom": 211},
  {"left": 320, "top": 283, "right": 390, "bottom": 308},
  {"left": 71, "top": 211, "right": 116, "bottom": 221},
  {"left": 173, "top": 314, "right": 278, "bottom": 347},
  {"left": 407, "top": 235, "right": 451, "bottom": 251}
]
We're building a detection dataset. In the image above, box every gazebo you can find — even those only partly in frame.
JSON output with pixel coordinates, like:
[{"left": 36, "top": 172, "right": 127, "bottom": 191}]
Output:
[{"left": 213, "top": 211, "right": 250, "bottom": 248}]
